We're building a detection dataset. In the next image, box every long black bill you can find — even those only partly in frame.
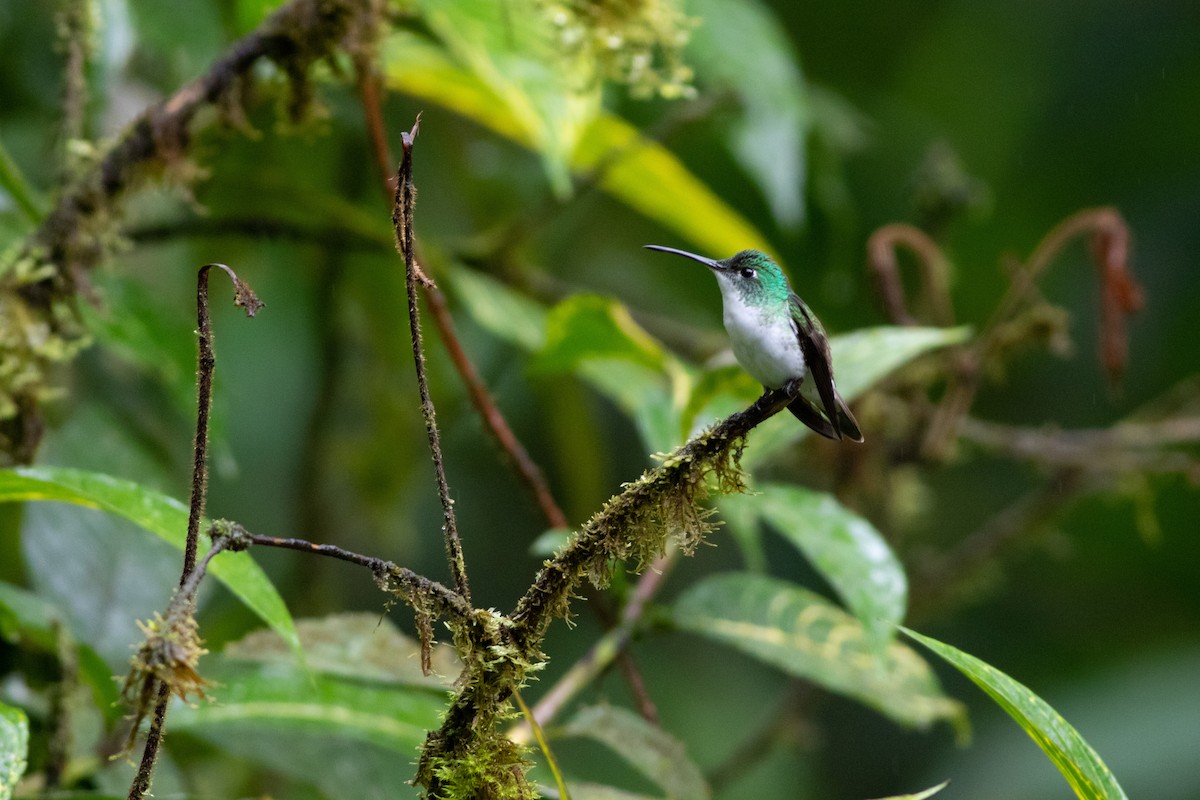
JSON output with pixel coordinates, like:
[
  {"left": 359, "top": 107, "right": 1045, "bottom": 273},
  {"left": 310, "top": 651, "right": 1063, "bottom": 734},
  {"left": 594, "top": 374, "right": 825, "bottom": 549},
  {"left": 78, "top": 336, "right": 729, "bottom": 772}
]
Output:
[{"left": 644, "top": 244, "right": 723, "bottom": 271}]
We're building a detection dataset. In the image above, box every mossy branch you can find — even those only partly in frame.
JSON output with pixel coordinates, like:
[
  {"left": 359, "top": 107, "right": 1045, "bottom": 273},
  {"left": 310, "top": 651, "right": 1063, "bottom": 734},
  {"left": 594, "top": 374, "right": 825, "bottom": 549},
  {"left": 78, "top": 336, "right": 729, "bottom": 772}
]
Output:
[
  {"left": 413, "top": 386, "right": 796, "bottom": 799},
  {"left": 31, "top": 0, "right": 377, "bottom": 280},
  {"left": 510, "top": 386, "right": 795, "bottom": 641}
]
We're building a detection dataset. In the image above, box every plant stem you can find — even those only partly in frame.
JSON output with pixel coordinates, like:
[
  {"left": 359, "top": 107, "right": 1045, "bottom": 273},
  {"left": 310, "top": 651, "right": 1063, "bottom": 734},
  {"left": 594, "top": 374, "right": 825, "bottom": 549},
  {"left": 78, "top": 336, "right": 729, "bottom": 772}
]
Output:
[
  {"left": 392, "top": 116, "right": 472, "bottom": 605},
  {"left": 127, "top": 264, "right": 260, "bottom": 800}
]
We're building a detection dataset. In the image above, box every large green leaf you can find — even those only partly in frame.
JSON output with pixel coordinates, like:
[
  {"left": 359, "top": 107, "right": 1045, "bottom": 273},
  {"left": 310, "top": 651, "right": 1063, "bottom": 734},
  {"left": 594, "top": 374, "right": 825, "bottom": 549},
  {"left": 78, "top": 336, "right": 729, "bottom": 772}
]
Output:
[
  {"left": 176, "top": 616, "right": 454, "bottom": 798},
  {"left": 903, "top": 628, "right": 1129, "bottom": 800},
  {"left": 720, "top": 483, "right": 906, "bottom": 649},
  {"left": 0, "top": 702, "right": 27, "bottom": 800},
  {"left": 224, "top": 612, "right": 461, "bottom": 688},
  {"left": 534, "top": 295, "right": 686, "bottom": 451},
  {"left": 571, "top": 114, "right": 773, "bottom": 255},
  {"left": 673, "top": 574, "right": 965, "bottom": 731},
  {"left": 830, "top": 325, "right": 971, "bottom": 401},
  {"left": 0, "top": 467, "right": 299, "bottom": 654},
  {"left": 383, "top": 32, "right": 771, "bottom": 257},
  {"left": 742, "top": 325, "right": 971, "bottom": 466},
  {"left": 172, "top": 657, "right": 448, "bottom": 757},
  {"left": 558, "top": 705, "right": 710, "bottom": 800},
  {"left": 535, "top": 295, "right": 669, "bottom": 375},
  {"left": 686, "top": 0, "right": 810, "bottom": 229}
]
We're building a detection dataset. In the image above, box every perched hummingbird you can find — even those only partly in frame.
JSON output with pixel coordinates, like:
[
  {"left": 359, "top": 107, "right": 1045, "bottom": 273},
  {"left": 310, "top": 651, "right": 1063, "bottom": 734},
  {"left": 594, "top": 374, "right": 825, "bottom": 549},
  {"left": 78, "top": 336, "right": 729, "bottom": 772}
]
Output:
[{"left": 645, "top": 245, "right": 863, "bottom": 442}]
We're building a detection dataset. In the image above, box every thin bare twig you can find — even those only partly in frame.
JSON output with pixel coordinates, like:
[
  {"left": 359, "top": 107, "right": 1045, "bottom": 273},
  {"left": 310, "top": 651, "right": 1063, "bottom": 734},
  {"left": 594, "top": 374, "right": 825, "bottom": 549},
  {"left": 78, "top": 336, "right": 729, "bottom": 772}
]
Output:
[
  {"left": 183, "top": 264, "right": 263, "bottom": 577},
  {"left": 127, "top": 265, "right": 260, "bottom": 800},
  {"left": 244, "top": 532, "right": 473, "bottom": 621},
  {"left": 959, "top": 416, "right": 1200, "bottom": 475},
  {"left": 125, "top": 683, "right": 171, "bottom": 800},
  {"left": 392, "top": 117, "right": 472, "bottom": 604},
  {"left": 353, "top": 67, "right": 571, "bottom": 532}
]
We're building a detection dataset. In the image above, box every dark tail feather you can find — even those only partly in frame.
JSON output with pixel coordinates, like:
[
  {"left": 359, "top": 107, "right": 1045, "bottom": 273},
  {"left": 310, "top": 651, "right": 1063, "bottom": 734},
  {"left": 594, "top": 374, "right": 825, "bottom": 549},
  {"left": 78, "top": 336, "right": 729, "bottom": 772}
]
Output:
[
  {"left": 786, "top": 395, "right": 864, "bottom": 443},
  {"left": 786, "top": 396, "right": 840, "bottom": 440},
  {"left": 835, "top": 397, "right": 864, "bottom": 443}
]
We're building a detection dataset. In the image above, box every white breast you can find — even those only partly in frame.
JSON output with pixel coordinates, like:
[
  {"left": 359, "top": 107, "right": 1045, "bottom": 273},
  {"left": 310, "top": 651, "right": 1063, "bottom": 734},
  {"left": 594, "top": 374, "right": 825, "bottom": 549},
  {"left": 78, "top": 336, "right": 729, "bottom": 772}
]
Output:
[{"left": 718, "top": 284, "right": 806, "bottom": 389}]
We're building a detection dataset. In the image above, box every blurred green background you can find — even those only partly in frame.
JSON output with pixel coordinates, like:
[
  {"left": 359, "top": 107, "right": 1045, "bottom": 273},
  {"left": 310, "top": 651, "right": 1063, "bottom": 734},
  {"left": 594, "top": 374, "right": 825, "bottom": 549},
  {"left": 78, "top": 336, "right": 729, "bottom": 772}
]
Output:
[{"left": 1, "top": 0, "right": 1198, "bottom": 798}]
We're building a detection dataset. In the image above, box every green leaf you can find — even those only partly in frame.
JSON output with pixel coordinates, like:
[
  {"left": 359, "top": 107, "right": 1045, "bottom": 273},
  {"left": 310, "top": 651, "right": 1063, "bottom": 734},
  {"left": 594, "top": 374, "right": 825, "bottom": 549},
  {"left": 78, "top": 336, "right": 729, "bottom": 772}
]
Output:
[
  {"left": 0, "top": 467, "right": 299, "bottom": 655},
  {"left": 687, "top": 0, "right": 810, "bottom": 228},
  {"left": 173, "top": 657, "right": 443, "bottom": 799},
  {"left": 902, "top": 628, "right": 1129, "bottom": 800},
  {"left": 721, "top": 484, "right": 906, "bottom": 650},
  {"left": 535, "top": 295, "right": 668, "bottom": 375},
  {"left": 415, "top": 0, "right": 601, "bottom": 195},
  {"left": 383, "top": 33, "right": 771, "bottom": 257},
  {"left": 224, "top": 612, "right": 461, "bottom": 688},
  {"left": 868, "top": 781, "right": 949, "bottom": 800},
  {"left": 830, "top": 325, "right": 971, "bottom": 401},
  {"left": 673, "top": 574, "right": 965, "bottom": 731},
  {"left": 743, "top": 325, "right": 971, "bottom": 466},
  {"left": 446, "top": 265, "right": 548, "bottom": 352},
  {"left": 0, "top": 702, "right": 28, "bottom": 800},
  {"left": 172, "top": 657, "right": 448, "bottom": 756},
  {"left": 534, "top": 295, "right": 683, "bottom": 451},
  {"left": 558, "top": 705, "right": 709, "bottom": 800}
]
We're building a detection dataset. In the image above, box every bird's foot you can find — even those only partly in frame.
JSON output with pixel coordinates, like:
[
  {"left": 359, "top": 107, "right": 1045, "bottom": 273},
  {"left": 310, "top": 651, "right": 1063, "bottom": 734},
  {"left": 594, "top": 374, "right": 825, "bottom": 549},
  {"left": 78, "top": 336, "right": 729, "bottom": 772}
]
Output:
[{"left": 782, "top": 377, "right": 804, "bottom": 397}]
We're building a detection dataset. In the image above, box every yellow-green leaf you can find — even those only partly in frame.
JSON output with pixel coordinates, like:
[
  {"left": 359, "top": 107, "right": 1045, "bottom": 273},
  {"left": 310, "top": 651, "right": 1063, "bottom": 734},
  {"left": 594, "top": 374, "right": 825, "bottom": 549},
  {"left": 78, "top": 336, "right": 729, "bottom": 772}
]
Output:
[
  {"left": 413, "top": 0, "right": 601, "bottom": 195},
  {"left": 674, "top": 574, "right": 965, "bottom": 731},
  {"left": 383, "top": 31, "right": 770, "bottom": 257}
]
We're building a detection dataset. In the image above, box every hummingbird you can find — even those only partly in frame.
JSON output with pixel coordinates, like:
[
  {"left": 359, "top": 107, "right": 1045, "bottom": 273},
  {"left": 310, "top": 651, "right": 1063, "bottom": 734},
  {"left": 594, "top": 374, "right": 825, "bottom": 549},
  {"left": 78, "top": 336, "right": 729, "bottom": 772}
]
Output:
[{"left": 645, "top": 245, "right": 863, "bottom": 442}]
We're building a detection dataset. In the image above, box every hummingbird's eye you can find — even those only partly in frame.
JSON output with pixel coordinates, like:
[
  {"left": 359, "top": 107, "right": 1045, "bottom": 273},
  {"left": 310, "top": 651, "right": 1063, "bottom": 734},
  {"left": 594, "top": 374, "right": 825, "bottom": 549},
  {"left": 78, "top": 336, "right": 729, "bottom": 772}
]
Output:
[{"left": 739, "top": 267, "right": 756, "bottom": 279}]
